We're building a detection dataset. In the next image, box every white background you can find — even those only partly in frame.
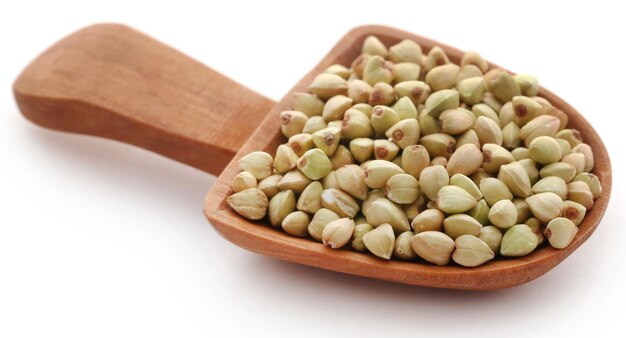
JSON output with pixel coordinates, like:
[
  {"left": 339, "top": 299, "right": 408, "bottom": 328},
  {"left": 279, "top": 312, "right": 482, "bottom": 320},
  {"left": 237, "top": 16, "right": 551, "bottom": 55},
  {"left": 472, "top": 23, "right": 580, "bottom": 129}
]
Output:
[{"left": 1, "top": 1, "right": 624, "bottom": 337}]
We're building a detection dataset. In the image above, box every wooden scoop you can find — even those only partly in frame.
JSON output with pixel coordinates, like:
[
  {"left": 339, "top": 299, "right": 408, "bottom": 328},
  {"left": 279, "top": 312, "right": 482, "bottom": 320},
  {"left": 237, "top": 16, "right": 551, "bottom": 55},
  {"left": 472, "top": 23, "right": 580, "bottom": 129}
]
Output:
[{"left": 13, "top": 24, "right": 612, "bottom": 290}]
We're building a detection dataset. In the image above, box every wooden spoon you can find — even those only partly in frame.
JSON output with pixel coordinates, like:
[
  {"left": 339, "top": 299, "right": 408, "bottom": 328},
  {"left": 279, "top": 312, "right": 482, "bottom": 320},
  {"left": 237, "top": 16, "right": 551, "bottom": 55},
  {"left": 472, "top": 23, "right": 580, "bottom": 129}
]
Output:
[{"left": 13, "top": 24, "right": 612, "bottom": 290}]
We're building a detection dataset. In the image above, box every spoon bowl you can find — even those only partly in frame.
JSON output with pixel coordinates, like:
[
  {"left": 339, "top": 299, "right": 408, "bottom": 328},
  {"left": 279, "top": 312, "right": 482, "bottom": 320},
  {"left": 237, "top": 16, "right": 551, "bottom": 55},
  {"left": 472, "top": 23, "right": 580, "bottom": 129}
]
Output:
[{"left": 14, "top": 24, "right": 611, "bottom": 290}]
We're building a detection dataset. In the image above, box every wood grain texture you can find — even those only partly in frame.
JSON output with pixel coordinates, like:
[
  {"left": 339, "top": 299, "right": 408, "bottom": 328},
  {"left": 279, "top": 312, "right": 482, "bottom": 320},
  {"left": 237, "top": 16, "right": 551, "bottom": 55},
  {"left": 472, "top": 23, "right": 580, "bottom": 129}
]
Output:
[
  {"left": 13, "top": 24, "right": 276, "bottom": 175},
  {"left": 204, "top": 25, "right": 612, "bottom": 290},
  {"left": 14, "top": 24, "right": 611, "bottom": 290}
]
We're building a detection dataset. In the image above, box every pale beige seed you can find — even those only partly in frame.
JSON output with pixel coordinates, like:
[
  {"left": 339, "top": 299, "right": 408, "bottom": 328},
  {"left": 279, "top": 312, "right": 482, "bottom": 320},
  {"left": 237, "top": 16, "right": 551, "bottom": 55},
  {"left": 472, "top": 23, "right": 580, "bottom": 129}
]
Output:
[
  {"left": 282, "top": 211, "right": 311, "bottom": 237},
  {"left": 401, "top": 145, "right": 430, "bottom": 178},
  {"left": 511, "top": 147, "right": 531, "bottom": 161},
  {"left": 365, "top": 198, "right": 411, "bottom": 233},
  {"left": 349, "top": 138, "right": 375, "bottom": 163},
  {"left": 498, "top": 162, "right": 532, "bottom": 198},
  {"left": 472, "top": 103, "right": 501, "bottom": 127},
  {"left": 309, "top": 73, "right": 348, "bottom": 100},
  {"left": 403, "top": 196, "right": 425, "bottom": 221},
  {"left": 479, "top": 178, "right": 513, "bottom": 206},
  {"left": 468, "top": 199, "right": 490, "bottom": 226},
  {"left": 386, "top": 119, "right": 420, "bottom": 149},
  {"left": 351, "top": 223, "right": 374, "bottom": 252},
  {"left": 321, "top": 170, "right": 339, "bottom": 190},
  {"left": 351, "top": 54, "right": 371, "bottom": 79},
  {"left": 488, "top": 199, "right": 517, "bottom": 229},
  {"left": 557, "top": 129, "right": 583, "bottom": 148},
  {"left": 394, "top": 231, "right": 418, "bottom": 260},
  {"left": 341, "top": 109, "right": 373, "bottom": 140},
  {"left": 385, "top": 173, "right": 420, "bottom": 204},
  {"left": 482, "top": 93, "right": 503, "bottom": 113},
  {"left": 452, "top": 235, "right": 495, "bottom": 267},
  {"left": 361, "top": 190, "right": 386, "bottom": 219},
  {"left": 292, "top": 92, "right": 324, "bottom": 117},
  {"left": 449, "top": 173, "right": 482, "bottom": 200},
  {"left": 410, "top": 231, "right": 455, "bottom": 265},
  {"left": 392, "top": 96, "right": 419, "bottom": 120},
  {"left": 519, "top": 115, "right": 560, "bottom": 146},
  {"left": 363, "top": 223, "right": 396, "bottom": 260},
  {"left": 388, "top": 39, "right": 423, "bottom": 64},
  {"left": 514, "top": 74, "right": 539, "bottom": 96},
  {"left": 419, "top": 133, "right": 456, "bottom": 158},
  {"left": 419, "top": 165, "right": 449, "bottom": 200},
  {"left": 274, "top": 144, "right": 299, "bottom": 174},
  {"left": 336, "top": 164, "right": 368, "bottom": 200},
  {"left": 457, "top": 77, "right": 485, "bottom": 105},
  {"left": 324, "top": 64, "right": 352, "bottom": 79},
  {"left": 363, "top": 55, "right": 394, "bottom": 85},
  {"left": 370, "top": 106, "right": 400, "bottom": 136},
  {"left": 573, "top": 173, "right": 602, "bottom": 199},
  {"left": 394, "top": 81, "right": 431, "bottom": 106},
  {"left": 526, "top": 192, "right": 564, "bottom": 222},
  {"left": 474, "top": 116, "right": 503, "bottom": 146},
  {"left": 322, "top": 95, "right": 353, "bottom": 122},
  {"left": 561, "top": 153, "right": 585, "bottom": 175},
  {"left": 500, "top": 224, "right": 538, "bottom": 257},
  {"left": 277, "top": 170, "right": 311, "bottom": 193},
  {"left": 239, "top": 151, "right": 273, "bottom": 180},
  {"left": 529, "top": 136, "right": 562, "bottom": 165},
  {"left": 447, "top": 143, "right": 483, "bottom": 176},
  {"left": 499, "top": 102, "right": 515, "bottom": 127},
  {"left": 484, "top": 69, "right": 521, "bottom": 103},
  {"left": 364, "top": 160, "right": 405, "bottom": 189},
  {"left": 501, "top": 122, "right": 521, "bottom": 150},
  {"left": 322, "top": 218, "right": 356, "bottom": 249},
  {"left": 227, "top": 188, "right": 268, "bottom": 220},
  {"left": 539, "top": 162, "right": 577, "bottom": 183},
  {"left": 456, "top": 129, "right": 481, "bottom": 149},
  {"left": 461, "top": 51, "right": 488, "bottom": 73},
  {"left": 347, "top": 80, "right": 373, "bottom": 104},
  {"left": 478, "top": 226, "right": 503, "bottom": 253},
  {"left": 457, "top": 64, "right": 484, "bottom": 83},
  {"left": 330, "top": 145, "right": 354, "bottom": 170},
  {"left": 418, "top": 111, "right": 439, "bottom": 136},
  {"left": 411, "top": 209, "right": 445, "bottom": 233},
  {"left": 257, "top": 174, "right": 282, "bottom": 199},
  {"left": 362, "top": 35, "right": 388, "bottom": 57},
  {"left": 517, "top": 157, "right": 539, "bottom": 183},
  {"left": 513, "top": 198, "right": 532, "bottom": 223},
  {"left": 425, "top": 64, "right": 461, "bottom": 91},
  {"left": 571, "top": 143, "right": 595, "bottom": 172},
  {"left": 369, "top": 82, "right": 395, "bottom": 106},
  {"left": 232, "top": 171, "right": 257, "bottom": 193},
  {"left": 436, "top": 185, "right": 478, "bottom": 214},
  {"left": 544, "top": 217, "right": 578, "bottom": 249},
  {"left": 532, "top": 176, "right": 568, "bottom": 200},
  {"left": 424, "top": 46, "right": 450, "bottom": 72},
  {"left": 443, "top": 214, "right": 482, "bottom": 239},
  {"left": 308, "top": 208, "right": 340, "bottom": 241},
  {"left": 312, "top": 127, "right": 341, "bottom": 156},
  {"left": 561, "top": 200, "right": 586, "bottom": 226},
  {"left": 280, "top": 110, "right": 309, "bottom": 138},
  {"left": 268, "top": 190, "right": 296, "bottom": 227},
  {"left": 482, "top": 143, "right": 514, "bottom": 174},
  {"left": 392, "top": 63, "right": 421, "bottom": 83},
  {"left": 567, "top": 181, "right": 594, "bottom": 209},
  {"left": 320, "top": 188, "right": 360, "bottom": 218},
  {"left": 297, "top": 181, "right": 324, "bottom": 213},
  {"left": 511, "top": 96, "right": 541, "bottom": 126},
  {"left": 288, "top": 133, "right": 314, "bottom": 157},
  {"left": 525, "top": 217, "right": 545, "bottom": 245},
  {"left": 424, "top": 89, "right": 459, "bottom": 118}
]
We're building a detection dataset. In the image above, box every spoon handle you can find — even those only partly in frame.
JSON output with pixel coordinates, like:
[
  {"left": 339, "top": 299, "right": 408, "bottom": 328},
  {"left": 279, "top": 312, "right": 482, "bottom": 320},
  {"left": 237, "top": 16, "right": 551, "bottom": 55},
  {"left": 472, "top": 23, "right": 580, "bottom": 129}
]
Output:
[{"left": 13, "top": 24, "right": 276, "bottom": 175}]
